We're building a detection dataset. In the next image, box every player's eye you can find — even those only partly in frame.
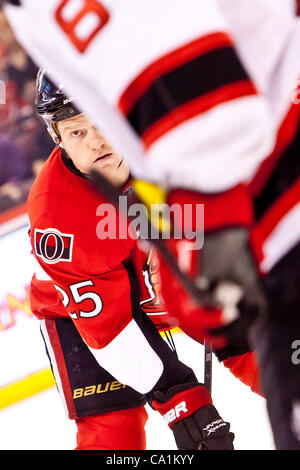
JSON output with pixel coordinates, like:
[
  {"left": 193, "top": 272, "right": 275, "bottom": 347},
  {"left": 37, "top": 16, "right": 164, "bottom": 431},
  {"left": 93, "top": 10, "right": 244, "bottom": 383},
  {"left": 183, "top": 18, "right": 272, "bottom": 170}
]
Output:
[{"left": 71, "top": 130, "right": 83, "bottom": 137}]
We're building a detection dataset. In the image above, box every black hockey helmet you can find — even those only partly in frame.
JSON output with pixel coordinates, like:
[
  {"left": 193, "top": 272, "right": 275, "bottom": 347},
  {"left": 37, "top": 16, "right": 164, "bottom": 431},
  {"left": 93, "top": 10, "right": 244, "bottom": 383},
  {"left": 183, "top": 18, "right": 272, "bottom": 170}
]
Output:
[{"left": 35, "top": 69, "right": 81, "bottom": 141}]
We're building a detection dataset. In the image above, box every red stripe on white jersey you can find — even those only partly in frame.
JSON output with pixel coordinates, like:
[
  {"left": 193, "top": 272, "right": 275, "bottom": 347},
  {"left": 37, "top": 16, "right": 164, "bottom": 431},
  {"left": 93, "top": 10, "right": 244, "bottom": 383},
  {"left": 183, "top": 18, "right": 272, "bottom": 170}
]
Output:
[
  {"left": 141, "top": 80, "right": 257, "bottom": 149},
  {"left": 118, "top": 32, "right": 233, "bottom": 116},
  {"left": 251, "top": 176, "right": 300, "bottom": 273},
  {"left": 250, "top": 99, "right": 300, "bottom": 197}
]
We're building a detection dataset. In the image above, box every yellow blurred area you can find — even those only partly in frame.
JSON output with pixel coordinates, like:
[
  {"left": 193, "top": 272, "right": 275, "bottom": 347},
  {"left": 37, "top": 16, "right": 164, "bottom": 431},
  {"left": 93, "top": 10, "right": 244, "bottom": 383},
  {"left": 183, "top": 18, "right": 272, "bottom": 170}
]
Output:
[
  {"left": 0, "top": 329, "right": 181, "bottom": 410},
  {"left": 0, "top": 368, "right": 55, "bottom": 410}
]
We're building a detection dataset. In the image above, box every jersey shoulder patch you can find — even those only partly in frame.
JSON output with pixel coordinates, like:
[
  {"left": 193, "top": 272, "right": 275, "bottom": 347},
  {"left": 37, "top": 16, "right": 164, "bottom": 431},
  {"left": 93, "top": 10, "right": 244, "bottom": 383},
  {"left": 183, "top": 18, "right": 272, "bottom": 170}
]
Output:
[{"left": 34, "top": 227, "right": 74, "bottom": 264}]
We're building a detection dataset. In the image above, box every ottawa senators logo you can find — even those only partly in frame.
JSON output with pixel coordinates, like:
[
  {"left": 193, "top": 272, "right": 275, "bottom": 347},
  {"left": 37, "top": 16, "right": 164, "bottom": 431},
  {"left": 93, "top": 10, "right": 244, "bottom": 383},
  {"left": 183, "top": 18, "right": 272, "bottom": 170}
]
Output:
[{"left": 34, "top": 228, "right": 74, "bottom": 264}]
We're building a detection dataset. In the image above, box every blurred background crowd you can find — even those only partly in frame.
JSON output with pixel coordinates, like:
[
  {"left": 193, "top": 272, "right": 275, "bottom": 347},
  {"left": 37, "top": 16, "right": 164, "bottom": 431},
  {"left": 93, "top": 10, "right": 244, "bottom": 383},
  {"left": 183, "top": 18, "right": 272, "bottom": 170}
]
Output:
[{"left": 0, "top": 11, "right": 54, "bottom": 213}]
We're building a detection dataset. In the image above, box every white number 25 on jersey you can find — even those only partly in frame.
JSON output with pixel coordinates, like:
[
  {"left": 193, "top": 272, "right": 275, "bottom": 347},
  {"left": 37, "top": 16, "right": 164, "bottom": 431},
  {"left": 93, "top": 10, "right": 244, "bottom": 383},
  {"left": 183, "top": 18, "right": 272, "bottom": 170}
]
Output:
[{"left": 54, "top": 280, "right": 103, "bottom": 319}]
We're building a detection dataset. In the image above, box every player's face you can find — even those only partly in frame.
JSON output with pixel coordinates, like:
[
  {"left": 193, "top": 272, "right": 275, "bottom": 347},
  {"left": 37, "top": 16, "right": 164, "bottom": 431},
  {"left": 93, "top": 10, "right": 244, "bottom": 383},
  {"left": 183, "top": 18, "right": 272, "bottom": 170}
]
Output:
[{"left": 57, "top": 113, "right": 129, "bottom": 186}]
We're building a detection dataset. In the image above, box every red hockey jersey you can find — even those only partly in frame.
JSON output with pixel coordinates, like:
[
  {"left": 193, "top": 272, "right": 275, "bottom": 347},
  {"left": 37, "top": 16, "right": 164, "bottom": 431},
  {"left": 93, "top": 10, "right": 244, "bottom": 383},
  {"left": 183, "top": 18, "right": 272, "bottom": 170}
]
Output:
[{"left": 28, "top": 147, "right": 173, "bottom": 351}]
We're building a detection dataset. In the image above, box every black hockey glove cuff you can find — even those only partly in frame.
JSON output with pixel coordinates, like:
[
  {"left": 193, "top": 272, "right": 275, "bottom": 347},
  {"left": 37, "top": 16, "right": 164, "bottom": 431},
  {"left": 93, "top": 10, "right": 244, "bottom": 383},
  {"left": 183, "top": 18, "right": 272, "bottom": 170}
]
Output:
[
  {"left": 212, "top": 297, "right": 257, "bottom": 361},
  {"left": 152, "top": 384, "right": 234, "bottom": 450}
]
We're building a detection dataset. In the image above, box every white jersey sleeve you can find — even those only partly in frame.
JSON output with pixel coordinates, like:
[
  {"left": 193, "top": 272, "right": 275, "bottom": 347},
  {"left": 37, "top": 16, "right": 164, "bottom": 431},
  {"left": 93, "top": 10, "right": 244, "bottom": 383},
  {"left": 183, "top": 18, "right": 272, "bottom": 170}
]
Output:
[
  {"left": 217, "top": 0, "right": 300, "bottom": 128},
  {"left": 4, "top": 0, "right": 274, "bottom": 193}
]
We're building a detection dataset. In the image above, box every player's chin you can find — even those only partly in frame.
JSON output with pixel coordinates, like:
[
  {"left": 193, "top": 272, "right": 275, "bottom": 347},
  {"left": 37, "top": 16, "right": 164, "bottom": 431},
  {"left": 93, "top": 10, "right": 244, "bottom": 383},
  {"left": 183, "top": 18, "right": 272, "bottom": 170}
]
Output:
[
  {"left": 93, "top": 162, "right": 117, "bottom": 180},
  {"left": 94, "top": 159, "right": 115, "bottom": 171}
]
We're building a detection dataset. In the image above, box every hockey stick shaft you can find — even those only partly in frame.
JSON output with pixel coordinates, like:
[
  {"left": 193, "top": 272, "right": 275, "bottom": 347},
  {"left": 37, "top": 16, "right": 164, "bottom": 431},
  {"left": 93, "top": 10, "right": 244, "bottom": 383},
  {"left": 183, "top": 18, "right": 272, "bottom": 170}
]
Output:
[
  {"left": 204, "top": 341, "right": 213, "bottom": 393},
  {"left": 90, "top": 170, "right": 213, "bottom": 392},
  {"left": 90, "top": 170, "right": 206, "bottom": 304}
]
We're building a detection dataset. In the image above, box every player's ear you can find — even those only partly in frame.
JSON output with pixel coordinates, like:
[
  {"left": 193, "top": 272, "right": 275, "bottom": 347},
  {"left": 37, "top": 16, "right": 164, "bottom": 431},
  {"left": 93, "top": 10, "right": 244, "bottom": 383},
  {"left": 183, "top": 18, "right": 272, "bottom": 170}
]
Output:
[{"left": 47, "top": 127, "right": 62, "bottom": 147}]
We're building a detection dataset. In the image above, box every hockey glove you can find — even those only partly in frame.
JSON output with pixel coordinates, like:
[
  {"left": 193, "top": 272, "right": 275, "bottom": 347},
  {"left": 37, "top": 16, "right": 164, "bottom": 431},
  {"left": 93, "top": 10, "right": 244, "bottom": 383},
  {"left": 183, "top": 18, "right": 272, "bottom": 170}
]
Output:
[
  {"left": 152, "top": 383, "right": 234, "bottom": 450},
  {"left": 156, "top": 185, "right": 267, "bottom": 350}
]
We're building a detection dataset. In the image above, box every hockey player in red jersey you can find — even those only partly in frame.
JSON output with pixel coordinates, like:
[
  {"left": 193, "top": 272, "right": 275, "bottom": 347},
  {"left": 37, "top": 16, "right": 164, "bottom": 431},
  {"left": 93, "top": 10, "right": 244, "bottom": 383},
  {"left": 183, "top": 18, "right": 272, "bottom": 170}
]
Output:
[
  {"left": 1, "top": 0, "right": 272, "bottom": 444},
  {"left": 2, "top": 0, "right": 275, "bottom": 353},
  {"left": 29, "top": 72, "right": 263, "bottom": 450},
  {"left": 6, "top": 0, "right": 295, "bottom": 446},
  {"left": 27, "top": 69, "right": 235, "bottom": 450}
]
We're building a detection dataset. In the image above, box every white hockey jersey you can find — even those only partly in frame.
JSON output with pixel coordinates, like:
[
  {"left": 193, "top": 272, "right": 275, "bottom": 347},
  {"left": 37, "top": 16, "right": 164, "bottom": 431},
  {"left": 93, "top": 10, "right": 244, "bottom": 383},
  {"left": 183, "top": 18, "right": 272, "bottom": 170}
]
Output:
[
  {"left": 217, "top": 0, "right": 300, "bottom": 129},
  {"left": 4, "top": 0, "right": 274, "bottom": 193},
  {"left": 216, "top": 0, "right": 300, "bottom": 274}
]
